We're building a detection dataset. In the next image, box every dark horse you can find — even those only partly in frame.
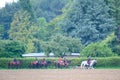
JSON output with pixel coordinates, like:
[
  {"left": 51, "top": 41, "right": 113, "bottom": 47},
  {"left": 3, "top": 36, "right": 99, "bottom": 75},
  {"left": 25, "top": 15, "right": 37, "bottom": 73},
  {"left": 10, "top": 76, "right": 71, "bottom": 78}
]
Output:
[
  {"left": 8, "top": 60, "right": 21, "bottom": 69},
  {"left": 29, "top": 61, "right": 40, "bottom": 68},
  {"left": 29, "top": 60, "right": 52, "bottom": 68},
  {"left": 54, "top": 60, "right": 71, "bottom": 68}
]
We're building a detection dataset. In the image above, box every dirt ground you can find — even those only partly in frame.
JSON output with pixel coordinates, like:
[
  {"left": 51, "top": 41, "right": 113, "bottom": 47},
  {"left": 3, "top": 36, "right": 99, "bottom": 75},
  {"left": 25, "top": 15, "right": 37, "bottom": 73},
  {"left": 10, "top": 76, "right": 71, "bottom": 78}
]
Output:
[{"left": 0, "top": 69, "right": 120, "bottom": 80}]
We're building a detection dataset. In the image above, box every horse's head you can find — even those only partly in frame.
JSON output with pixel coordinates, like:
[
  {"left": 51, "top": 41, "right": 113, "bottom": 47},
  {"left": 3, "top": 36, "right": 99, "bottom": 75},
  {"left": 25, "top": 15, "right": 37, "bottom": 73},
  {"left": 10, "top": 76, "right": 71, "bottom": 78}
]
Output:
[
  {"left": 94, "top": 59, "right": 97, "bottom": 63},
  {"left": 91, "top": 59, "right": 97, "bottom": 66}
]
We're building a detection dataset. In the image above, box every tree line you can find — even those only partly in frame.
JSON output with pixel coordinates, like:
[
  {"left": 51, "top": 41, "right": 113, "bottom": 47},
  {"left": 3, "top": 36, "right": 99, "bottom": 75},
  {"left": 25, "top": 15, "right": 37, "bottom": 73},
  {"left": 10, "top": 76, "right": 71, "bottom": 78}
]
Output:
[{"left": 0, "top": 0, "right": 120, "bottom": 58}]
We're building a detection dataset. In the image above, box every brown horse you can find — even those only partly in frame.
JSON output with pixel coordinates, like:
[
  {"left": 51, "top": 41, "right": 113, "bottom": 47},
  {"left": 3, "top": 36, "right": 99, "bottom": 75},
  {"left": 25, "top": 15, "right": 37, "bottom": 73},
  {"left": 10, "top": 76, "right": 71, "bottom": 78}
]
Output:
[
  {"left": 8, "top": 60, "right": 21, "bottom": 69},
  {"left": 40, "top": 60, "right": 47, "bottom": 68},
  {"left": 54, "top": 60, "right": 71, "bottom": 68},
  {"left": 29, "top": 61, "right": 40, "bottom": 68},
  {"left": 29, "top": 60, "right": 51, "bottom": 68}
]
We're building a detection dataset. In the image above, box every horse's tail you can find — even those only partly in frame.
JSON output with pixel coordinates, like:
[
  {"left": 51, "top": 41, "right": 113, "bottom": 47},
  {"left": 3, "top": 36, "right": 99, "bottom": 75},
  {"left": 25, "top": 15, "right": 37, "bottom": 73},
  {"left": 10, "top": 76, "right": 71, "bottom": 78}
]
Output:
[{"left": 80, "top": 61, "right": 83, "bottom": 69}]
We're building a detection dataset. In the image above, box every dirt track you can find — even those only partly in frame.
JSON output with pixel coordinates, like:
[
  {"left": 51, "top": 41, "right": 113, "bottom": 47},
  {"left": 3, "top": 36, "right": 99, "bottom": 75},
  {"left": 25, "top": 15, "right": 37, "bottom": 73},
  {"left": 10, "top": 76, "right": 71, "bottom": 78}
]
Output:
[{"left": 0, "top": 69, "right": 120, "bottom": 80}]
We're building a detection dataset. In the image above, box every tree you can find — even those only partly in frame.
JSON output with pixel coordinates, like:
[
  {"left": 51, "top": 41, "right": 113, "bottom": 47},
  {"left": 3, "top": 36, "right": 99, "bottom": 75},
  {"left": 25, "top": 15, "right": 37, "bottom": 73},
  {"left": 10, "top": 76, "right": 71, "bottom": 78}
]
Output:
[
  {"left": 80, "top": 42, "right": 114, "bottom": 57},
  {"left": 106, "top": 0, "right": 120, "bottom": 40},
  {"left": 81, "top": 33, "right": 116, "bottom": 57},
  {"left": 60, "top": 0, "right": 116, "bottom": 45},
  {"left": 19, "top": 0, "right": 35, "bottom": 20},
  {"left": 0, "top": 25, "right": 4, "bottom": 39},
  {"left": 35, "top": 17, "right": 62, "bottom": 41},
  {"left": 9, "top": 10, "right": 36, "bottom": 53},
  {"left": 32, "top": 0, "right": 68, "bottom": 22},
  {"left": 107, "top": 0, "right": 120, "bottom": 25},
  {"left": 0, "top": 2, "right": 20, "bottom": 39},
  {"left": 35, "top": 17, "right": 48, "bottom": 40},
  {"left": 105, "top": 0, "right": 120, "bottom": 56},
  {"left": 41, "top": 34, "right": 83, "bottom": 57}
]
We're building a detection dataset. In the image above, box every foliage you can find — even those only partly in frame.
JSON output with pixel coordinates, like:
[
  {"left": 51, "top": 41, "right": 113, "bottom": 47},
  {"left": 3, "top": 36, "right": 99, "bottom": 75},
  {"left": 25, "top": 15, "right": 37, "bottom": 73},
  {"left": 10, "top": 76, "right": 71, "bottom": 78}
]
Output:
[
  {"left": 0, "top": 40, "right": 26, "bottom": 58},
  {"left": 81, "top": 34, "right": 116, "bottom": 57},
  {"left": 0, "top": 0, "right": 119, "bottom": 57},
  {"left": 106, "top": 0, "right": 120, "bottom": 43},
  {"left": 19, "top": 0, "right": 35, "bottom": 20},
  {"left": 59, "top": 0, "right": 116, "bottom": 45},
  {"left": 106, "top": 0, "right": 120, "bottom": 56},
  {"left": 9, "top": 10, "right": 36, "bottom": 53},
  {"left": 96, "top": 57, "right": 120, "bottom": 67},
  {"left": 108, "top": 37, "right": 120, "bottom": 56},
  {"left": 0, "top": 25, "right": 4, "bottom": 39},
  {"left": 80, "top": 42, "right": 114, "bottom": 57},
  {"left": 41, "top": 34, "right": 83, "bottom": 57},
  {"left": 107, "top": 0, "right": 120, "bottom": 25},
  {"left": 31, "top": 0, "right": 68, "bottom": 22},
  {"left": 0, "top": 2, "right": 20, "bottom": 39},
  {"left": 35, "top": 17, "right": 51, "bottom": 41}
]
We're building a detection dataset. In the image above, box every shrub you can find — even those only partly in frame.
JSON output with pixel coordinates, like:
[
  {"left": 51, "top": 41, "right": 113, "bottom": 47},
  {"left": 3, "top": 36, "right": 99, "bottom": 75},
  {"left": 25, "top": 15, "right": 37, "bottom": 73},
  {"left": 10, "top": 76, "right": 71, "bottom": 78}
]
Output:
[
  {"left": 96, "top": 57, "right": 120, "bottom": 67},
  {"left": 0, "top": 40, "right": 26, "bottom": 58},
  {"left": 80, "top": 42, "right": 114, "bottom": 57}
]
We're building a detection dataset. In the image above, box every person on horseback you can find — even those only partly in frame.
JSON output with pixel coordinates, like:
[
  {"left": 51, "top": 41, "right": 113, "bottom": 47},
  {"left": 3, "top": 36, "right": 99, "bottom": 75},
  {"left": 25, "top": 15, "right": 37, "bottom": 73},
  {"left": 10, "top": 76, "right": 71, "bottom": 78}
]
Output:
[
  {"left": 41, "top": 58, "right": 46, "bottom": 65},
  {"left": 58, "top": 57, "right": 63, "bottom": 63},
  {"left": 63, "top": 57, "right": 68, "bottom": 66},
  {"left": 87, "top": 56, "right": 91, "bottom": 66},
  {"left": 13, "top": 57, "right": 17, "bottom": 64},
  {"left": 35, "top": 57, "right": 39, "bottom": 64},
  {"left": 63, "top": 58, "right": 67, "bottom": 64}
]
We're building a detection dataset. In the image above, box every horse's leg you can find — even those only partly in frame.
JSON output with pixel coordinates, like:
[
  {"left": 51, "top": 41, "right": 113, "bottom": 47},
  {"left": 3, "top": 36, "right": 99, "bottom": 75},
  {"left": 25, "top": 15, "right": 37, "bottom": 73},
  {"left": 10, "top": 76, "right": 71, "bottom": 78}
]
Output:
[
  {"left": 14, "top": 64, "right": 17, "bottom": 69},
  {"left": 36, "top": 63, "right": 39, "bottom": 68},
  {"left": 84, "top": 64, "right": 88, "bottom": 69},
  {"left": 16, "top": 64, "right": 19, "bottom": 69},
  {"left": 64, "top": 63, "right": 66, "bottom": 68},
  {"left": 55, "top": 63, "right": 58, "bottom": 68},
  {"left": 90, "top": 66, "right": 93, "bottom": 69},
  {"left": 35, "top": 64, "right": 38, "bottom": 68},
  {"left": 32, "top": 64, "right": 35, "bottom": 68},
  {"left": 58, "top": 63, "right": 60, "bottom": 68},
  {"left": 28, "top": 64, "right": 31, "bottom": 68},
  {"left": 44, "top": 64, "right": 47, "bottom": 68},
  {"left": 8, "top": 63, "right": 10, "bottom": 69},
  {"left": 64, "top": 63, "right": 68, "bottom": 68},
  {"left": 11, "top": 64, "right": 14, "bottom": 69},
  {"left": 31, "top": 64, "right": 34, "bottom": 68}
]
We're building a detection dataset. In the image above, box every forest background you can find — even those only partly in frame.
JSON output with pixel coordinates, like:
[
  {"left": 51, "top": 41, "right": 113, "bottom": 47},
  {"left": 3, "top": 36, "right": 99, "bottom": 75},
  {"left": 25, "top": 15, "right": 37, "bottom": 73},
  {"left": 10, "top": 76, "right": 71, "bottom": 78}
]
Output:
[{"left": 0, "top": 0, "right": 120, "bottom": 58}]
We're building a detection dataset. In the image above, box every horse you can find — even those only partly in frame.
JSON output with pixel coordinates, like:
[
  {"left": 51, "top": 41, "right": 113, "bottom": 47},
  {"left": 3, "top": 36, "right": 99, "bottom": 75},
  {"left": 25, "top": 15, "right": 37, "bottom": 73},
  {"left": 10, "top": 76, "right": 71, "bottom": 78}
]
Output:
[
  {"left": 8, "top": 60, "right": 22, "bottom": 69},
  {"left": 80, "top": 59, "right": 97, "bottom": 69},
  {"left": 40, "top": 60, "right": 52, "bottom": 68},
  {"left": 29, "top": 60, "right": 52, "bottom": 68},
  {"left": 54, "top": 60, "right": 71, "bottom": 68},
  {"left": 29, "top": 61, "right": 41, "bottom": 68}
]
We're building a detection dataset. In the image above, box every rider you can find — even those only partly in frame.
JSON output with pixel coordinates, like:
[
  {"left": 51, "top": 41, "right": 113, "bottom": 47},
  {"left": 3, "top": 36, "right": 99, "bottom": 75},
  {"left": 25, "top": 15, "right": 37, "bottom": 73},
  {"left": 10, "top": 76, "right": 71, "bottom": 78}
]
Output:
[
  {"left": 58, "top": 57, "right": 63, "bottom": 63},
  {"left": 87, "top": 56, "right": 91, "bottom": 66},
  {"left": 63, "top": 57, "right": 68, "bottom": 66},
  {"left": 41, "top": 58, "right": 46, "bottom": 65},
  {"left": 13, "top": 57, "right": 17, "bottom": 64},
  {"left": 58, "top": 57, "right": 63, "bottom": 64},
  {"left": 35, "top": 57, "right": 39, "bottom": 64}
]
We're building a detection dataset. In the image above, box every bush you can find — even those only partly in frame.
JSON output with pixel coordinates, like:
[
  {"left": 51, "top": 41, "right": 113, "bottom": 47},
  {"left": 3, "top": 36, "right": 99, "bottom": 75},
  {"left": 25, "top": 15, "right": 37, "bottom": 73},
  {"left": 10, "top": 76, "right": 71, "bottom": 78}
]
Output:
[
  {"left": 96, "top": 57, "right": 120, "bottom": 68},
  {"left": 80, "top": 42, "right": 115, "bottom": 57},
  {"left": 0, "top": 40, "right": 26, "bottom": 58}
]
